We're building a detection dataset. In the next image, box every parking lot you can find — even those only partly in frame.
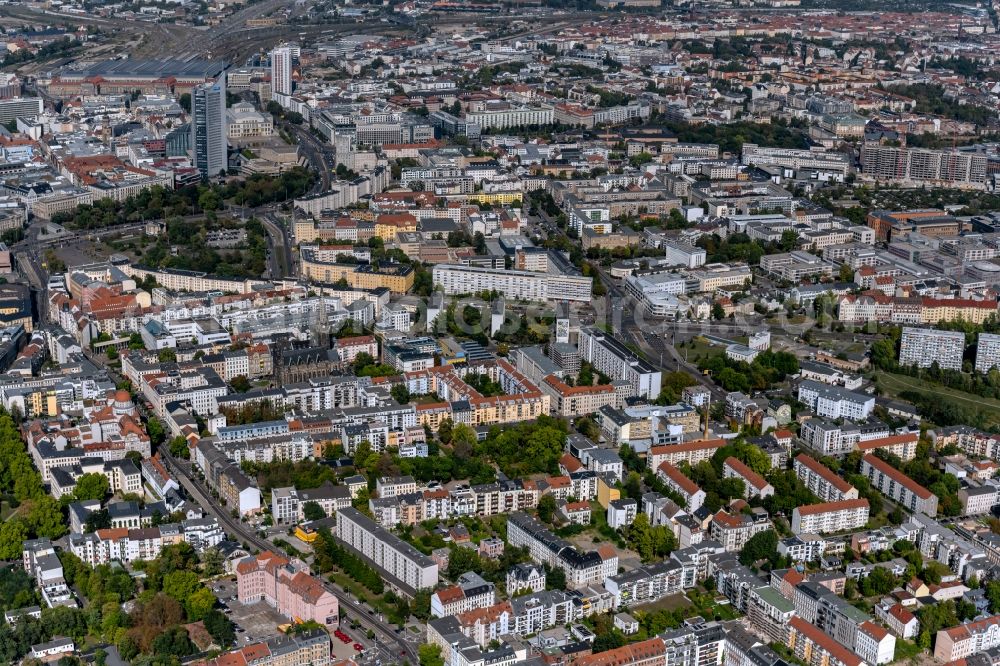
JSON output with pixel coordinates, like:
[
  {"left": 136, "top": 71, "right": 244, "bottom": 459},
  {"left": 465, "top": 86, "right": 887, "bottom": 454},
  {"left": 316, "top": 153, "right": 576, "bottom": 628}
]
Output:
[{"left": 210, "top": 578, "right": 287, "bottom": 645}]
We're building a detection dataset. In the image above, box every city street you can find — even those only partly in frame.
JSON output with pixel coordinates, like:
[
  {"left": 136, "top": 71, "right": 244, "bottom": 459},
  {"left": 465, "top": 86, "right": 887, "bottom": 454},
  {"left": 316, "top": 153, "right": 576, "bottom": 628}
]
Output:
[{"left": 157, "top": 448, "right": 420, "bottom": 666}]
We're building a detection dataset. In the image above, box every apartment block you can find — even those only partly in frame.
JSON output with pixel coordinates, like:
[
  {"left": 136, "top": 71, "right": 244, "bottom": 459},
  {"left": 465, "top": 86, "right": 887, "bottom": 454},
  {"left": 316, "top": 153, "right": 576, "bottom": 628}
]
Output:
[
  {"left": 933, "top": 614, "right": 1000, "bottom": 662},
  {"left": 430, "top": 572, "right": 496, "bottom": 619},
  {"left": 861, "top": 143, "right": 987, "bottom": 188},
  {"left": 578, "top": 327, "right": 661, "bottom": 400},
  {"left": 710, "top": 509, "right": 772, "bottom": 552},
  {"left": 604, "top": 559, "right": 695, "bottom": 608},
  {"left": 722, "top": 457, "right": 774, "bottom": 500},
  {"left": 899, "top": 327, "right": 965, "bottom": 371},
  {"left": 976, "top": 332, "right": 1000, "bottom": 374},
  {"left": 431, "top": 264, "right": 592, "bottom": 303},
  {"left": 797, "top": 380, "right": 875, "bottom": 420},
  {"left": 506, "top": 512, "right": 617, "bottom": 589},
  {"left": 794, "top": 454, "right": 858, "bottom": 502},
  {"left": 861, "top": 454, "right": 938, "bottom": 517},
  {"left": 656, "top": 462, "right": 705, "bottom": 512},
  {"left": 335, "top": 507, "right": 438, "bottom": 594},
  {"left": 571, "top": 637, "right": 667, "bottom": 666},
  {"left": 199, "top": 629, "right": 331, "bottom": 666},
  {"left": 270, "top": 482, "right": 352, "bottom": 524},
  {"left": 648, "top": 439, "right": 727, "bottom": 469},
  {"left": 786, "top": 616, "right": 865, "bottom": 666},
  {"left": 791, "top": 499, "right": 870, "bottom": 535}
]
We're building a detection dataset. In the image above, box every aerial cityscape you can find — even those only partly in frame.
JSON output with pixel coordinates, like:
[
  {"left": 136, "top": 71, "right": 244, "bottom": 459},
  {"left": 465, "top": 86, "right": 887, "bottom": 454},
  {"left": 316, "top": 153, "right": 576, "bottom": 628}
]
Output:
[{"left": 4, "top": 0, "right": 1000, "bottom": 665}]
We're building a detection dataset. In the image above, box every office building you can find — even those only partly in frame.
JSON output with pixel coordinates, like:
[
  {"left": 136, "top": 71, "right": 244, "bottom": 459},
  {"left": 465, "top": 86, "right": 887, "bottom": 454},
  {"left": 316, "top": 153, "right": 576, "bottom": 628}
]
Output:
[
  {"left": 741, "top": 143, "right": 852, "bottom": 179},
  {"left": 861, "top": 454, "right": 938, "bottom": 517},
  {"left": 663, "top": 241, "right": 707, "bottom": 269},
  {"left": 899, "top": 327, "right": 965, "bottom": 371},
  {"left": 0, "top": 97, "right": 43, "bottom": 124},
  {"left": 191, "top": 75, "right": 228, "bottom": 177}
]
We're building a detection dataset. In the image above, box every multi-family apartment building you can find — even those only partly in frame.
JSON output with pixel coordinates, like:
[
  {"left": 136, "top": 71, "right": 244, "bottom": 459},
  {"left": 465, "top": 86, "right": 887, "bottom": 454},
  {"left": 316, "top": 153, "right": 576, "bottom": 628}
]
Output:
[
  {"left": 933, "top": 614, "right": 1000, "bottom": 662},
  {"left": 794, "top": 454, "right": 859, "bottom": 502},
  {"left": 797, "top": 380, "right": 875, "bottom": 420},
  {"left": 572, "top": 637, "right": 667, "bottom": 666},
  {"left": 506, "top": 563, "right": 546, "bottom": 596},
  {"left": 791, "top": 499, "right": 870, "bottom": 535},
  {"left": 722, "top": 457, "right": 774, "bottom": 500},
  {"left": 976, "top": 333, "right": 1000, "bottom": 374},
  {"left": 197, "top": 629, "right": 332, "bottom": 666},
  {"left": 604, "top": 559, "right": 696, "bottom": 609},
  {"left": 541, "top": 374, "right": 625, "bottom": 417},
  {"left": 270, "top": 482, "right": 352, "bottom": 524},
  {"left": 578, "top": 327, "right": 661, "bottom": 400},
  {"left": 335, "top": 507, "right": 438, "bottom": 593},
  {"left": 431, "top": 264, "right": 592, "bottom": 303},
  {"left": 656, "top": 462, "right": 705, "bottom": 512},
  {"left": 430, "top": 573, "right": 496, "bottom": 619},
  {"left": 786, "top": 616, "right": 866, "bottom": 666},
  {"left": 648, "top": 439, "right": 727, "bottom": 469},
  {"left": 710, "top": 509, "right": 772, "bottom": 552},
  {"left": 861, "top": 454, "right": 938, "bottom": 517},
  {"left": 798, "top": 418, "right": 893, "bottom": 457},
  {"left": 69, "top": 519, "right": 224, "bottom": 566},
  {"left": 507, "top": 512, "right": 617, "bottom": 589},
  {"left": 861, "top": 143, "right": 987, "bottom": 188},
  {"left": 856, "top": 433, "right": 919, "bottom": 462},
  {"left": 898, "top": 327, "right": 965, "bottom": 371}
]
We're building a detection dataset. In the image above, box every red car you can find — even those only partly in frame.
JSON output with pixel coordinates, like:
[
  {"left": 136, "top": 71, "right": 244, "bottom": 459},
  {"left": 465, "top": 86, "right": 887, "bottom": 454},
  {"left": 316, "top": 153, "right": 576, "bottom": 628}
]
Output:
[{"left": 353, "top": 644, "right": 363, "bottom": 651}]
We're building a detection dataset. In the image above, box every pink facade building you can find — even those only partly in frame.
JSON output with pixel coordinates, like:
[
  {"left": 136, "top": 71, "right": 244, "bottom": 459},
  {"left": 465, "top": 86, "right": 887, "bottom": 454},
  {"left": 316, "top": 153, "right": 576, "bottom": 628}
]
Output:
[{"left": 236, "top": 552, "right": 339, "bottom": 629}]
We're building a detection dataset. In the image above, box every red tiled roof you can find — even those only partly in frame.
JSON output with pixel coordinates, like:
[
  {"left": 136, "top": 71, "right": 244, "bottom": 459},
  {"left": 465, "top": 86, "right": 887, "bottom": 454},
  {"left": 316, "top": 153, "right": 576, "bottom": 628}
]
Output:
[
  {"left": 657, "top": 462, "right": 700, "bottom": 496},
  {"left": 795, "top": 453, "right": 854, "bottom": 493},
  {"left": 795, "top": 498, "right": 869, "bottom": 516},
  {"left": 724, "top": 457, "right": 770, "bottom": 491},
  {"left": 572, "top": 637, "right": 666, "bottom": 666},
  {"left": 788, "top": 616, "right": 864, "bottom": 666},
  {"left": 650, "top": 439, "right": 726, "bottom": 455},
  {"left": 862, "top": 454, "right": 933, "bottom": 500},
  {"left": 887, "top": 603, "right": 916, "bottom": 625}
]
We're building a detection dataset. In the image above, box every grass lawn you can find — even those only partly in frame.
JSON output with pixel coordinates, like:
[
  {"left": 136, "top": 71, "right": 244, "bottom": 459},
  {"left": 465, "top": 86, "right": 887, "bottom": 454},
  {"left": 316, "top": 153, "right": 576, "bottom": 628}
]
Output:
[
  {"left": 877, "top": 372, "right": 1000, "bottom": 430},
  {"left": 679, "top": 336, "right": 724, "bottom": 365},
  {"left": 866, "top": 512, "right": 890, "bottom": 530},
  {"left": 892, "top": 639, "right": 924, "bottom": 663}
]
